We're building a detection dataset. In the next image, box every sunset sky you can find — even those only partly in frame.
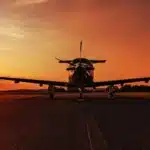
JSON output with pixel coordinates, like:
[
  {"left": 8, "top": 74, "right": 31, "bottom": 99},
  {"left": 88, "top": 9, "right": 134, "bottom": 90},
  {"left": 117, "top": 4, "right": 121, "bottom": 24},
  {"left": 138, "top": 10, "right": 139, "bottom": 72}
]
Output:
[{"left": 0, "top": 0, "right": 149, "bottom": 90}]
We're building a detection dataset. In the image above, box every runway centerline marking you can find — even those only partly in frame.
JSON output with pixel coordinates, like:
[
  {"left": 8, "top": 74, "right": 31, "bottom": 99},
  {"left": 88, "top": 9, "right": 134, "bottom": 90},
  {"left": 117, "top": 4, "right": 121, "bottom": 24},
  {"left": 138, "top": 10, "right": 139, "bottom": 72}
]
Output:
[{"left": 86, "top": 123, "right": 94, "bottom": 150}]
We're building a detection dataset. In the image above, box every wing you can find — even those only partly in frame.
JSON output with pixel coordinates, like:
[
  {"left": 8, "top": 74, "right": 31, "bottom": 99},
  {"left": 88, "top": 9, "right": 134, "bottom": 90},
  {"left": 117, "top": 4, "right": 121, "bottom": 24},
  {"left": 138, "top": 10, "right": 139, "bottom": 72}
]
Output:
[
  {"left": 94, "top": 77, "right": 150, "bottom": 87},
  {"left": 0, "top": 76, "right": 69, "bottom": 87}
]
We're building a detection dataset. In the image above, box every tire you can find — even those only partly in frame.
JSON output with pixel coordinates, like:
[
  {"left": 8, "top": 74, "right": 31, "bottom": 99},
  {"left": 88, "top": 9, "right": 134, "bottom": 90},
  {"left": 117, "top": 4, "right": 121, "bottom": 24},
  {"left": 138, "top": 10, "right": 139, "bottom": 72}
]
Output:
[
  {"left": 108, "top": 93, "right": 114, "bottom": 100},
  {"left": 49, "top": 93, "right": 54, "bottom": 100}
]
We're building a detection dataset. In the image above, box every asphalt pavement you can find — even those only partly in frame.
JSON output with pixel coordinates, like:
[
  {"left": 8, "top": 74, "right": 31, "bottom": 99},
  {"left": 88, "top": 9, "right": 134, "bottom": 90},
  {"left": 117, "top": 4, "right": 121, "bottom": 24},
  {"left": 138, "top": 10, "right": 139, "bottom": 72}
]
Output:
[{"left": 0, "top": 93, "right": 149, "bottom": 150}]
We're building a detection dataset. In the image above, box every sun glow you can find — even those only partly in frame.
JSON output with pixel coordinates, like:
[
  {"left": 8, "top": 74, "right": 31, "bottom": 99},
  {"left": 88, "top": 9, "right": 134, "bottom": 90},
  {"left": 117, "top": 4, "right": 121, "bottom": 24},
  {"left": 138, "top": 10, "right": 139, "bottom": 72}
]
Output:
[
  {"left": 0, "top": 0, "right": 149, "bottom": 90},
  {"left": 0, "top": 19, "right": 27, "bottom": 39}
]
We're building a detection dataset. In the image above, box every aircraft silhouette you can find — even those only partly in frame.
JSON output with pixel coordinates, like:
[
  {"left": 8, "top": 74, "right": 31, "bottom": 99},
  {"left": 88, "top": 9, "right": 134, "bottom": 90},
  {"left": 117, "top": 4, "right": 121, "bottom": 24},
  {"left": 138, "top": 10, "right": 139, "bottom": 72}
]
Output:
[{"left": 0, "top": 41, "right": 149, "bottom": 99}]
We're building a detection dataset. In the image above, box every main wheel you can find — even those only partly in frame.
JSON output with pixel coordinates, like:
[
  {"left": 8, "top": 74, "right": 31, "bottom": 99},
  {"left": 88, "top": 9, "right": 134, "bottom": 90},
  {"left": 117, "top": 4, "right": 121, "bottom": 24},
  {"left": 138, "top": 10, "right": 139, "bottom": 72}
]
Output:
[
  {"left": 48, "top": 85, "right": 55, "bottom": 100},
  {"left": 108, "top": 93, "right": 115, "bottom": 99},
  {"left": 49, "top": 93, "right": 55, "bottom": 100}
]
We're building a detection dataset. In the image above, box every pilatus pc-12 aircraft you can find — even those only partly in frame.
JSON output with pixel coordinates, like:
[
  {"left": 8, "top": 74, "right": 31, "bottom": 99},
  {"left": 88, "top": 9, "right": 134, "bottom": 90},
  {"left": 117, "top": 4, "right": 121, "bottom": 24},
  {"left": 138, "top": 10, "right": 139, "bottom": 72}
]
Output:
[{"left": 0, "top": 41, "right": 149, "bottom": 99}]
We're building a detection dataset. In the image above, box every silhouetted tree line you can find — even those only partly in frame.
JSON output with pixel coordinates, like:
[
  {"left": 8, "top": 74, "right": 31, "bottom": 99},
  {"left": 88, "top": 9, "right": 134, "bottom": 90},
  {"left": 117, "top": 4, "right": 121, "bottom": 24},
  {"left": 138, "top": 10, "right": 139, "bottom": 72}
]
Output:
[
  {"left": 58, "top": 85, "right": 150, "bottom": 92},
  {"left": 1, "top": 85, "right": 150, "bottom": 93},
  {"left": 119, "top": 85, "right": 150, "bottom": 92}
]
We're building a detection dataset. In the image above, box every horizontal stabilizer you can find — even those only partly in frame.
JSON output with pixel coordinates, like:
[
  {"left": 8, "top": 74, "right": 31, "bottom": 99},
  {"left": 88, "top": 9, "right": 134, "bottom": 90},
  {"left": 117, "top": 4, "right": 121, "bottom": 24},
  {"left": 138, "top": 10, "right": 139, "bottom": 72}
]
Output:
[
  {"left": 90, "top": 60, "right": 106, "bottom": 63},
  {"left": 55, "top": 58, "right": 72, "bottom": 64},
  {"left": 59, "top": 60, "right": 72, "bottom": 63}
]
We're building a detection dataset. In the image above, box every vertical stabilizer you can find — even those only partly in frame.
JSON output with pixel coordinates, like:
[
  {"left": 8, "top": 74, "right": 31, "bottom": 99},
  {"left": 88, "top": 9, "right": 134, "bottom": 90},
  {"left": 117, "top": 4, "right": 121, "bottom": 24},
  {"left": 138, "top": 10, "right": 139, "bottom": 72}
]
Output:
[{"left": 80, "top": 40, "right": 82, "bottom": 58}]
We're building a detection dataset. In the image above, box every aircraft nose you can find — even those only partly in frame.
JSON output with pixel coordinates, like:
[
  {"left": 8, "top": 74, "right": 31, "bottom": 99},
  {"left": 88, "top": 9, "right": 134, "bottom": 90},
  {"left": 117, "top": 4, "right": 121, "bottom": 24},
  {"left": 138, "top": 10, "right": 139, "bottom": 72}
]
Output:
[
  {"left": 75, "top": 65, "right": 86, "bottom": 74},
  {"left": 76, "top": 65, "right": 83, "bottom": 70}
]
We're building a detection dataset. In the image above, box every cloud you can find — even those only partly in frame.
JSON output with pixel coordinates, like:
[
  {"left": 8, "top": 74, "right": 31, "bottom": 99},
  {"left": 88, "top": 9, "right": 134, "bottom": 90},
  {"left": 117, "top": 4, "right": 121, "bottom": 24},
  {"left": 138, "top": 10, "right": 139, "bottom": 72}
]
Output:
[
  {"left": 14, "top": 0, "right": 48, "bottom": 6},
  {"left": 0, "top": 20, "right": 26, "bottom": 39}
]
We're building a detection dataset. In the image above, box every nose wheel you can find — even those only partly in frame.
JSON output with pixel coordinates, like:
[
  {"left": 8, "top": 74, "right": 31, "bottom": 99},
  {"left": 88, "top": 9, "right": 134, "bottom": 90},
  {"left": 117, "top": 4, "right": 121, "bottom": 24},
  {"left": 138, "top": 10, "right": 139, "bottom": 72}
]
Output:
[
  {"left": 79, "top": 92, "right": 83, "bottom": 99},
  {"left": 77, "top": 92, "right": 84, "bottom": 102},
  {"left": 77, "top": 88, "right": 84, "bottom": 101}
]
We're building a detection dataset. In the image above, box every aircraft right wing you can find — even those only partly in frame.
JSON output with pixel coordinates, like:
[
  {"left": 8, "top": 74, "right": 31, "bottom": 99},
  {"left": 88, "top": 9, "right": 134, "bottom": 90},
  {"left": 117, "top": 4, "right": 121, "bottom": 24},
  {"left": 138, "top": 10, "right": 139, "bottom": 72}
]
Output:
[{"left": 94, "top": 77, "right": 150, "bottom": 87}]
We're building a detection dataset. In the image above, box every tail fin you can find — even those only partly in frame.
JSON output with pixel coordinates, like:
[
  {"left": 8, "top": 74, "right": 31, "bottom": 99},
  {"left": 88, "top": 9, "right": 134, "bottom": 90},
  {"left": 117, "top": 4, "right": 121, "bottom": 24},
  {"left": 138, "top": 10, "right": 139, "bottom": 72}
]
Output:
[{"left": 80, "top": 40, "right": 82, "bottom": 58}]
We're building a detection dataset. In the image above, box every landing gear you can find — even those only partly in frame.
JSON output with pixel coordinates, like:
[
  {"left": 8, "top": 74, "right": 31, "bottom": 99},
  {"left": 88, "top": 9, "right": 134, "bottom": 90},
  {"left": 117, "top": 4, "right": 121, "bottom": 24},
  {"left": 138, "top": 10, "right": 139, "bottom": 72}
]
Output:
[
  {"left": 108, "top": 92, "right": 115, "bottom": 99},
  {"left": 77, "top": 92, "right": 84, "bottom": 102},
  {"left": 91, "top": 86, "right": 96, "bottom": 92},
  {"left": 107, "top": 85, "right": 116, "bottom": 100},
  {"left": 78, "top": 88, "right": 84, "bottom": 101},
  {"left": 79, "top": 92, "right": 83, "bottom": 99},
  {"left": 48, "top": 85, "right": 55, "bottom": 100},
  {"left": 49, "top": 92, "right": 54, "bottom": 100}
]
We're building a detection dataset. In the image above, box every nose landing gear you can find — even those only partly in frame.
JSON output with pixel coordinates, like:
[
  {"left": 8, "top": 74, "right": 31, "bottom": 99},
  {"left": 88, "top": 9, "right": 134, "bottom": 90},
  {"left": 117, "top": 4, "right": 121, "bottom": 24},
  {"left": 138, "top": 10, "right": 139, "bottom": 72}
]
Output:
[{"left": 78, "top": 88, "right": 84, "bottom": 101}]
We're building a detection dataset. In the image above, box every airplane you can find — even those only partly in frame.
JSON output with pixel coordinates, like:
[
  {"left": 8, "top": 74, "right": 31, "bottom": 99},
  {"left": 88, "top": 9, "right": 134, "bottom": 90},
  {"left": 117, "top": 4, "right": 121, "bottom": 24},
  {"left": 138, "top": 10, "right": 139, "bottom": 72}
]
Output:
[{"left": 0, "top": 40, "right": 149, "bottom": 100}]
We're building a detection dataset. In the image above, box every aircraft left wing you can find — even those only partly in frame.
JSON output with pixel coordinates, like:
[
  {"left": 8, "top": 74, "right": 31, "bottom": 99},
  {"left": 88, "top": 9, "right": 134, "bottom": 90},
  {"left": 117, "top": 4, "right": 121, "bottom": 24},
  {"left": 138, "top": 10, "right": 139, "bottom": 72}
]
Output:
[
  {"left": 94, "top": 77, "right": 150, "bottom": 87},
  {"left": 0, "top": 76, "right": 69, "bottom": 87}
]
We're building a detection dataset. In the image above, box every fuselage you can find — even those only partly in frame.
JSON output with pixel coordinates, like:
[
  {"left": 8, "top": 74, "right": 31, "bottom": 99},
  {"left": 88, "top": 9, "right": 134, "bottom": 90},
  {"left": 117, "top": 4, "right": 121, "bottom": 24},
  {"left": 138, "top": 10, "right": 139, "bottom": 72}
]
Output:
[
  {"left": 67, "top": 58, "right": 94, "bottom": 88},
  {"left": 57, "top": 41, "right": 106, "bottom": 90}
]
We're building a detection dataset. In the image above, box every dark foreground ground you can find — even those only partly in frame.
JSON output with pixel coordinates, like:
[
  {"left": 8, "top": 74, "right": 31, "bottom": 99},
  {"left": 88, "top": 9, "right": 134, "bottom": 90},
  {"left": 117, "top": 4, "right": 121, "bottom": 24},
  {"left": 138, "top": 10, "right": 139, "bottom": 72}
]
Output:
[{"left": 0, "top": 93, "right": 150, "bottom": 150}]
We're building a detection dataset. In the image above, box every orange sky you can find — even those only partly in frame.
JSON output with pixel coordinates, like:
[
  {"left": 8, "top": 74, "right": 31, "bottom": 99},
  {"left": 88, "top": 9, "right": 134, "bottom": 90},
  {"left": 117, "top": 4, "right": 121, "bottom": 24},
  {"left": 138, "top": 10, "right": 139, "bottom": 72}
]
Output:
[{"left": 0, "top": 0, "right": 149, "bottom": 90}]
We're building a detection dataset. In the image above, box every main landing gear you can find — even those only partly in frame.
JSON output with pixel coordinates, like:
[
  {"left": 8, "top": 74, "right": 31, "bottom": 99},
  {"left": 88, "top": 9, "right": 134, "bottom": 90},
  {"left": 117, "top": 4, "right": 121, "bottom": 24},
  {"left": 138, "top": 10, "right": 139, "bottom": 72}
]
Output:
[
  {"left": 108, "top": 91, "right": 115, "bottom": 99},
  {"left": 107, "top": 85, "right": 116, "bottom": 99},
  {"left": 48, "top": 85, "right": 55, "bottom": 100}
]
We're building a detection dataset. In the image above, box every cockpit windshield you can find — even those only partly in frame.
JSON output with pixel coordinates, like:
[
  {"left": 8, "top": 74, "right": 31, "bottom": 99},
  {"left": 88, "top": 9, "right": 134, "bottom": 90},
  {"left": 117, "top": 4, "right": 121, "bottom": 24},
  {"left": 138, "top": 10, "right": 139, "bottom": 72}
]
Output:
[
  {"left": 68, "top": 58, "right": 94, "bottom": 79},
  {"left": 72, "top": 58, "right": 92, "bottom": 65}
]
